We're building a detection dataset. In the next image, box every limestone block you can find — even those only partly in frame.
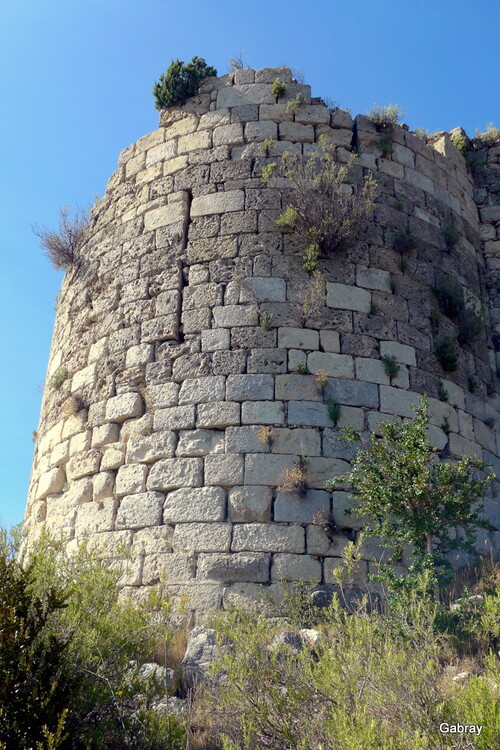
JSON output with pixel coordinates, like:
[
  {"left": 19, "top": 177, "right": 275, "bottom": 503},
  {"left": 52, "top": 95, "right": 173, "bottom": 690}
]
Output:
[
  {"left": 473, "top": 418, "right": 496, "bottom": 453},
  {"left": 191, "top": 190, "right": 244, "bottom": 217},
  {"left": 307, "top": 351, "right": 354, "bottom": 378},
  {"left": 288, "top": 350, "right": 306, "bottom": 371},
  {"left": 319, "top": 330, "right": 341, "bottom": 353},
  {"left": 141, "top": 315, "right": 179, "bottom": 343},
  {"left": 66, "top": 450, "right": 102, "bottom": 481},
  {"left": 183, "top": 282, "right": 223, "bottom": 310},
  {"left": 205, "top": 454, "right": 244, "bottom": 486},
  {"left": 88, "top": 337, "right": 108, "bottom": 364},
  {"left": 164, "top": 155, "right": 189, "bottom": 175},
  {"left": 255, "top": 67, "right": 293, "bottom": 83},
  {"left": 241, "top": 401, "right": 285, "bottom": 425},
  {"left": 36, "top": 467, "right": 65, "bottom": 501},
  {"left": 156, "top": 290, "right": 181, "bottom": 316},
  {"left": 355, "top": 357, "right": 392, "bottom": 385},
  {"left": 98, "top": 442, "right": 124, "bottom": 471},
  {"left": 198, "top": 108, "right": 231, "bottom": 128},
  {"left": 245, "top": 188, "right": 281, "bottom": 210},
  {"left": 164, "top": 487, "right": 226, "bottom": 523},
  {"left": 75, "top": 498, "right": 118, "bottom": 537},
  {"left": 272, "top": 553, "right": 322, "bottom": 582},
  {"left": 197, "top": 552, "right": 270, "bottom": 583},
  {"left": 247, "top": 348, "right": 287, "bottom": 374},
  {"left": 226, "top": 374, "right": 274, "bottom": 401},
  {"left": 287, "top": 401, "right": 331, "bottom": 427},
  {"left": 126, "top": 432, "right": 177, "bottom": 463},
  {"left": 115, "top": 463, "right": 148, "bottom": 497},
  {"left": 275, "top": 375, "right": 321, "bottom": 401},
  {"left": 217, "top": 84, "right": 276, "bottom": 108},
  {"left": 259, "top": 103, "right": 293, "bottom": 121},
  {"left": 241, "top": 277, "right": 286, "bottom": 302},
  {"left": 116, "top": 491, "right": 164, "bottom": 529},
  {"left": 306, "top": 525, "right": 350, "bottom": 556},
  {"left": 177, "top": 130, "right": 212, "bottom": 154},
  {"left": 145, "top": 383, "right": 179, "bottom": 410},
  {"left": 213, "top": 304, "right": 258, "bottom": 327},
  {"left": 147, "top": 457, "right": 203, "bottom": 491},
  {"left": 132, "top": 525, "right": 174, "bottom": 555},
  {"left": 324, "top": 379, "right": 379, "bottom": 408},
  {"left": 271, "top": 428, "right": 321, "bottom": 456},
  {"left": 448, "top": 433, "right": 481, "bottom": 459},
  {"left": 72, "top": 363, "right": 97, "bottom": 391},
  {"left": 392, "top": 143, "right": 415, "bottom": 168},
  {"left": 232, "top": 524, "right": 305, "bottom": 553},
  {"left": 62, "top": 413, "right": 87, "bottom": 441},
  {"left": 379, "top": 387, "right": 421, "bottom": 418},
  {"left": 50, "top": 441, "right": 70, "bottom": 467},
  {"left": 458, "top": 410, "right": 475, "bottom": 440},
  {"left": 225, "top": 426, "right": 269, "bottom": 453},
  {"left": 274, "top": 489, "right": 329, "bottom": 523},
  {"left": 405, "top": 167, "right": 434, "bottom": 194},
  {"left": 145, "top": 140, "right": 176, "bottom": 167},
  {"left": 92, "top": 423, "right": 119, "bottom": 448},
  {"left": 326, "top": 283, "right": 371, "bottom": 313},
  {"left": 154, "top": 405, "right": 196, "bottom": 431},
  {"left": 278, "top": 327, "right": 319, "bottom": 350},
  {"left": 176, "top": 429, "right": 225, "bottom": 456},
  {"left": 173, "top": 523, "right": 232, "bottom": 553},
  {"left": 427, "top": 425, "right": 448, "bottom": 451},
  {"left": 278, "top": 122, "right": 314, "bottom": 143},
  {"left": 244, "top": 121, "right": 278, "bottom": 142},
  {"left": 144, "top": 202, "right": 187, "bottom": 231},
  {"left": 331, "top": 491, "right": 365, "bottom": 529},
  {"left": 106, "top": 393, "right": 143, "bottom": 423},
  {"left": 213, "top": 123, "right": 244, "bottom": 147},
  {"left": 93, "top": 471, "right": 115, "bottom": 501},
  {"left": 427, "top": 398, "right": 459, "bottom": 433},
  {"left": 307, "top": 457, "right": 350, "bottom": 488},
  {"left": 229, "top": 486, "right": 272, "bottom": 521},
  {"left": 196, "top": 402, "right": 240, "bottom": 429},
  {"left": 295, "top": 105, "right": 330, "bottom": 125},
  {"left": 244, "top": 454, "right": 299, "bottom": 486},
  {"left": 86, "top": 530, "right": 133, "bottom": 558},
  {"left": 356, "top": 266, "right": 392, "bottom": 292},
  {"left": 178, "top": 376, "right": 226, "bottom": 404},
  {"left": 439, "top": 380, "right": 465, "bottom": 410},
  {"left": 379, "top": 340, "right": 417, "bottom": 367},
  {"left": 142, "top": 553, "right": 196, "bottom": 585},
  {"left": 121, "top": 415, "right": 154, "bottom": 442},
  {"left": 70, "top": 431, "right": 91, "bottom": 455},
  {"left": 201, "top": 329, "right": 231, "bottom": 352},
  {"left": 220, "top": 210, "right": 258, "bottom": 236}
]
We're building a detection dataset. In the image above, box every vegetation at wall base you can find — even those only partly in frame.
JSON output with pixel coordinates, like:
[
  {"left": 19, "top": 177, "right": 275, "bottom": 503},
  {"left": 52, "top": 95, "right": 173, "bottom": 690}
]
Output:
[{"left": 153, "top": 57, "right": 217, "bottom": 110}]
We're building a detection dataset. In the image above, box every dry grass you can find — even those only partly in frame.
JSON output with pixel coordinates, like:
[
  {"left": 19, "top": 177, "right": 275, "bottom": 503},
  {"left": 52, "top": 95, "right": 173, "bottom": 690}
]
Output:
[{"left": 33, "top": 205, "right": 88, "bottom": 270}]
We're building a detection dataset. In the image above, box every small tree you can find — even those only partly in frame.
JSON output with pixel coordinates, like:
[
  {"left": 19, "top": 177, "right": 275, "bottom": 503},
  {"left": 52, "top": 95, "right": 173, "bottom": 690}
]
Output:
[
  {"left": 153, "top": 56, "right": 217, "bottom": 110},
  {"left": 33, "top": 205, "right": 88, "bottom": 270},
  {"left": 327, "top": 398, "right": 494, "bottom": 597}
]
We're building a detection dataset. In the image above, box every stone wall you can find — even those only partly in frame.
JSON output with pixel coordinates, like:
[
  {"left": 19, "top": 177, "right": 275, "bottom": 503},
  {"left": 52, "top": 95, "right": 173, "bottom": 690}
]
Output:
[{"left": 24, "top": 67, "right": 500, "bottom": 619}]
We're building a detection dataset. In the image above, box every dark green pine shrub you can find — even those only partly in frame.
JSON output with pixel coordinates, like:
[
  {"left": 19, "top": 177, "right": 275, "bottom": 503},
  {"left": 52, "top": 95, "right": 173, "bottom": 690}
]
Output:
[{"left": 153, "top": 56, "right": 217, "bottom": 110}]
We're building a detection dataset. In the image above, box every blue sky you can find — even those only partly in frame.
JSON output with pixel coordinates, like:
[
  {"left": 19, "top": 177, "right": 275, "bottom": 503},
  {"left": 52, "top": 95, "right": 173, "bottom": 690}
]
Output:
[{"left": 1, "top": 0, "right": 499, "bottom": 529}]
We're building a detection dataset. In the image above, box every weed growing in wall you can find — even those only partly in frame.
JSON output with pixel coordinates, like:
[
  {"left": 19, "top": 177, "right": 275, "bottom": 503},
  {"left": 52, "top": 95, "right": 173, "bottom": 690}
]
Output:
[
  {"left": 431, "top": 280, "right": 464, "bottom": 319},
  {"left": 472, "top": 123, "right": 500, "bottom": 148},
  {"left": 33, "top": 205, "right": 88, "bottom": 271},
  {"left": 50, "top": 366, "right": 68, "bottom": 391},
  {"left": 392, "top": 229, "right": 418, "bottom": 255},
  {"left": 260, "top": 312, "right": 273, "bottom": 330},
  {"left": 443, "top": 224, "right": 460, "bottom": 250},
  {"left": 367, "top": 104, "right": 404, "bottom": 130},
  {"left": 270, "top": 78, "right": 286, "bottom": 101},
  {"left": 284, "top": 93, "right": 305, "bottom": 117},
  {"left": 256, "top": 426, "right": 274, "bottom": 448},
  {"left": 279, "top": 458, "right": 308, "bottom": 497},
  {"left": 457, "top": 304, "right": 485, "bottom": 345},
  {"left": 450, "top": 131, "right": 468, "bottom": 155},
  {"left": 434, "top": 336, "right": 458, "bottom": 372},
  {"left": 273, "top": 138, "right": 377, "bottom": 264},
  {"left": 437, "top": 380, "right": 449, "bottom": 402},
  {"left": 327, "top": 401, "right": 342, "bottom": 426},
  {"left": 153, "top": 57, "right": 217, "bottom": 109},
  {"left": 381, "top": 354, "right": 400, "bottom": 383}
]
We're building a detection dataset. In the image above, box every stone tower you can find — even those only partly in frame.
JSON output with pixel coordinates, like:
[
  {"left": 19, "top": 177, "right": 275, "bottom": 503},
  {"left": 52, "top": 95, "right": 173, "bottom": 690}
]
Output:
[{"left": 24, "top": 67, "right": 500, "bottom": 619}]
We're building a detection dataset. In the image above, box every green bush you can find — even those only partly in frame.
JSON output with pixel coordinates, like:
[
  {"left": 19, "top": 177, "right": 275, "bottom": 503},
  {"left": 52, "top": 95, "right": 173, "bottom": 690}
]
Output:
[
  {"left": 431, "top": 281, "right": 464, "bottom": 319},
  {"left": 0, "top": 532, "right": 76, "bottom": 749},
  {"left": 457, "top": 304, "right": 485, "bottom": 345},
  {"left": 392, "top": 228, "right": 418, "bottom": 254},
  {"left": 434, "top": 336, "right": 458, "bottom": 371},
  {"left": 153, "top": 57, "right": 217, "bottom": 110},
  {"left": 472, "top": 123, "right": 500, "bottom": 148},
  {"left": 367, "top": 103, "right": 404, "bottom": 130},
  {"left": 381, "top": 354, "right": 400, "bottom": 382},
  {"left": 270, "top": 78, "right": 286, "bottom": 100}
]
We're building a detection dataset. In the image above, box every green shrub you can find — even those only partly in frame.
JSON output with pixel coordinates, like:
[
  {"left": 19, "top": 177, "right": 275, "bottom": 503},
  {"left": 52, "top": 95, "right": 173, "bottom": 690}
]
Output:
[
  {"left": 379, "top": 132, "right": 394, "bottom": 155},
  {"left": 153, "top": 57, "right": 217, "bottom": 110},
  {"left": 367, "top": 103, "right": 404, "bottom": 130},
  {"left": 450, "top": 132, "right": 468, "bottom": 155},
  {"left": 431, "top": 281, "right": 464, "bottom": 319},
  {"left": 381, "top": 354, "right": 400, "bottom": 382},
  {"left": 434, "top": 336, "right": 458, "bottom": 372},
  {"left": 50, "top": 366, "right": 67, "bottom": 391},
  {"left": 302, "top": 241, "right": 320, "bottom": 276},
  {"left": 443, "top": 224, "right": 460, "bottom": 250},
  {"left": 270, "top": 77, "right": 286, "bottom": 100},
  {"left": 260, "top": 312, "right": 273, "bottom": 331},
  {"left": 437, "top": 379, "right": 449, "bottom": 402},
  {"left": 274, "top": 138, "right": 377, "bottom": 257},
  {"left": 284, "top": 93, "right": 304, "bottom": 116},
  {"left": 457, "top": 304, "right": 485, "bottom": 345},
  {"left": 472, "top": 122, "right": 500, "bottom": 148},
  {"left": 0, "top": 533, "right": 75, "bottom": 749},
  {"left": 327, "top": 400, "right": 341, "bottom": 425},
  {"left": 392, "top": 228, "right": 418, "bottom": 254},
  {"left": 327, "top": 398, "right": 493, "bottom": 594}
]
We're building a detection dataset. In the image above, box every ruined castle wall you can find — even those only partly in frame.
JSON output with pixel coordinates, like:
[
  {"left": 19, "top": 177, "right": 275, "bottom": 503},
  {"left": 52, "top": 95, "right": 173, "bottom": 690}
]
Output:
[{"left": 24, "top": 68, "right": 500, "bottom": 618}]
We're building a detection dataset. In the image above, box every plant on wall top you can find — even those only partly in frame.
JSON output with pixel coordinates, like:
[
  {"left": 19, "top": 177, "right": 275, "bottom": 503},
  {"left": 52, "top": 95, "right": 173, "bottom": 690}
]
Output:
[
  {"left": 366, "top": 104, "right": 404, "bottom": 131},
  {"left": 153, "top": 57, "right": 217, "bottom": 110}
]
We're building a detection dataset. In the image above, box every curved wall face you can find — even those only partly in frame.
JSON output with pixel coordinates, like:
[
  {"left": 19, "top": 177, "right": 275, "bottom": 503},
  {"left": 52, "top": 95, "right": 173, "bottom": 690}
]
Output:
[{"left": 25, "top": 68, "right": 500, "bottom": 617}]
